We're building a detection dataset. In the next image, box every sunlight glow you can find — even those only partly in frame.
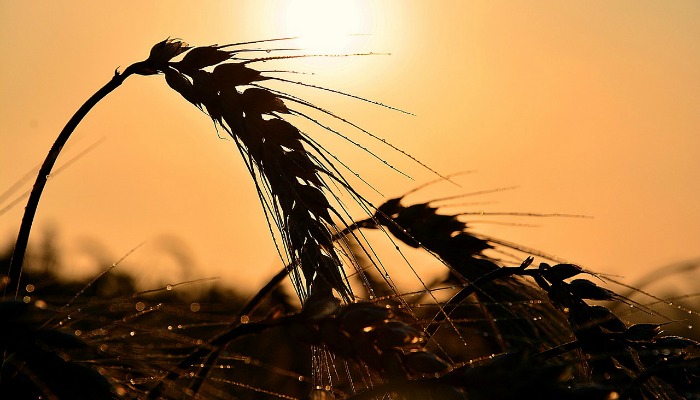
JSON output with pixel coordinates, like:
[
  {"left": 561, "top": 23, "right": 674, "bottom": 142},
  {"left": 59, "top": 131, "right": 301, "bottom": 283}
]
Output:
[{"left": 276, "top": 0, "right": 373, "bottom": 53}]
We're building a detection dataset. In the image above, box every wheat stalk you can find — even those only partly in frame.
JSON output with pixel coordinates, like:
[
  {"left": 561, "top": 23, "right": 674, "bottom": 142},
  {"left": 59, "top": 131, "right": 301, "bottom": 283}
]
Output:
[
  {"left": 7, "top": 39, "right": 373, "bottom": 304},
  {"left": 4, "top": 39, "right": 192, "bottom": 299},
  {"left": 5, "top": 38, "right": 700, "bottom": 400}
]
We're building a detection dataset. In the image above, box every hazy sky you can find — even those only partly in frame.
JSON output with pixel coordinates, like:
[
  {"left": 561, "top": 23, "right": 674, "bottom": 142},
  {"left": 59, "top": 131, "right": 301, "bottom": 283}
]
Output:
[{"left": 1, "top": 1, "right": 699, "bottom": 295}]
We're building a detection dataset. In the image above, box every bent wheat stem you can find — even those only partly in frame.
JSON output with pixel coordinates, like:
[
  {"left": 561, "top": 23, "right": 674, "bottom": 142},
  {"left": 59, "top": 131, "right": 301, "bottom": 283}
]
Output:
[
  {"left": 5, "top": 39, "right": 192, "bottom": 299},
  {"left": 6, "top": 71, "right": 131, "bottom": 299}
]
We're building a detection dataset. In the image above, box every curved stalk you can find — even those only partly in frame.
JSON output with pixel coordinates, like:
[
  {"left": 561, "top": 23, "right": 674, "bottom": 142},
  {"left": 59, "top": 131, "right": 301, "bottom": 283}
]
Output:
[{"left": 5, "top": 67, "right": 137, "bottom": 299}]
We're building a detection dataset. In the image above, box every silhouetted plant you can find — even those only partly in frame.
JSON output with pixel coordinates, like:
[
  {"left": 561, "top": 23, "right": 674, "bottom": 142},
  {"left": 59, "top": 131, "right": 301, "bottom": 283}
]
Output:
[{"left": 2, "top": 38, "right": 699, "bottom": 400}]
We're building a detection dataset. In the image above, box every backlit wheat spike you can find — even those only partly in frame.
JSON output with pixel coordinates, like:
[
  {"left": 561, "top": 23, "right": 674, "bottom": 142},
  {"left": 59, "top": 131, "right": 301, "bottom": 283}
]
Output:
[
  {"left": 352, "top": 196, "right": 573, "bottom": 351},
  {"left": 152, "top": 39, "right": 365, "bottom": 302},
  {"left": 8, "top": 37, "right": 700, "bottom": 400}
]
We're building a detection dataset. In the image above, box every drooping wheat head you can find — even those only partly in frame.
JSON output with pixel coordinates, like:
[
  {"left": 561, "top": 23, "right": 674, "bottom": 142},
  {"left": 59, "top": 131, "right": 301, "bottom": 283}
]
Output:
[
  {"left": 5, "top": 37, "right": 700, "bottom": 400},
  {"left": 100, "top": 39, "right": 700, "bottom": 398},
  {"left": 142, "top": 38, "right": 421, "bottom": 305}
]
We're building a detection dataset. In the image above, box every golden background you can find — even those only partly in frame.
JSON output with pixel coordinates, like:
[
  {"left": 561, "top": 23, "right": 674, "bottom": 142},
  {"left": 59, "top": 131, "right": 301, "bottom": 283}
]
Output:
[{"left": 1, "top": 1, "right": 699, "bottom": 294}]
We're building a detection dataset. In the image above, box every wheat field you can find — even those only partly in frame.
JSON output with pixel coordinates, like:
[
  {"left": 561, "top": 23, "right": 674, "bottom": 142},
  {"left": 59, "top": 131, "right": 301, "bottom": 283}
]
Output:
[{"left": 1, "top": 37, "right": 699, "bottom": 400}]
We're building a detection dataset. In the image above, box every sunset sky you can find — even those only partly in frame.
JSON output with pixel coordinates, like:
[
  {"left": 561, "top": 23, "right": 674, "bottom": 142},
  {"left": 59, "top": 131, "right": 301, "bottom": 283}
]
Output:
[{"left": 1, "top": 1, "right": 699, "bottom": 295}]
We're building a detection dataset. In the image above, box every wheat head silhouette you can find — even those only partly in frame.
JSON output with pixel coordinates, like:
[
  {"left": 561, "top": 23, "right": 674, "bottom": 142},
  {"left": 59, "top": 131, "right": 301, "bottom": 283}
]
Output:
[{"left": 5, "top": 38, "right": 700, "bottom": 400}]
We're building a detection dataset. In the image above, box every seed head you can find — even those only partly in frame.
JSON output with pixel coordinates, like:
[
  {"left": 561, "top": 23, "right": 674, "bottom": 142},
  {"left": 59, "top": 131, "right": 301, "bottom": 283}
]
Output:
[{"left": 131, "top": 38, "right": 192, "bottom": 75}]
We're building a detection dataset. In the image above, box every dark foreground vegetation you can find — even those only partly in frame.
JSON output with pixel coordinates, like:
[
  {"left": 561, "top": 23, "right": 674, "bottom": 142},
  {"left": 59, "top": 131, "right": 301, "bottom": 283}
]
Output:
[{"left": 2, "top": 39, "right": 699, "bottom": 399}]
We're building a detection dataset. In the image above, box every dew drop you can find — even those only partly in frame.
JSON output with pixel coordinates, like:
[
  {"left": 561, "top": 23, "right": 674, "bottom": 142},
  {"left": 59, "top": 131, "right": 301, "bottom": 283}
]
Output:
[
  {"left": 25, "top": 284, "right": 35, "bottom": 293},
  {"left": 190, "top": 302, "right": 201, "bottom": 312},
  {"left": 166, "top": 284, "right": 172, "bottom": 291},
  {"left": 130, "top": 331, "right": 135, "bottom": 336},
  {"left": 689, "top": 325, "right": 693, "bottom": 329},
  {"left": 167, "top": 325, "right": 173, "bottom": 331},
  {"left": 135, "top": 302, "right": 146, "bottom": 311},
  {"left": 240, "top": 315, "right": 250, "bottom": 324}
]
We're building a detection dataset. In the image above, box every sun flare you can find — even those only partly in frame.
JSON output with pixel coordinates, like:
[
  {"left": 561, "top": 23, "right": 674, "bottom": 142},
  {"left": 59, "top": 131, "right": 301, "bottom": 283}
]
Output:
[{"left": 276, "top": 0, "right": 373, "bottom": 53}]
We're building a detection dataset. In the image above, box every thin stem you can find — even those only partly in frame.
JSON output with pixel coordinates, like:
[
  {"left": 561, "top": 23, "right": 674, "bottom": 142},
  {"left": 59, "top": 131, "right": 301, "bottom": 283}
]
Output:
[
  {"left": 5, "top": 68, "right": 136, "bottom": 299},
  {"left": 186, "top": 266, "right": 295, "bottom": 393},
  {"left": 164, "top": 227, "right": 359, "bottom": 396}
]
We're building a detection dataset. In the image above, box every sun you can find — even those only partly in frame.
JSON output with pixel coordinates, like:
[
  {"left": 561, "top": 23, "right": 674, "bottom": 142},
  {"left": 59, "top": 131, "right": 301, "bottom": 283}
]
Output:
[{"left": 275, "top": 0, "right": 373, "bottom": 54}]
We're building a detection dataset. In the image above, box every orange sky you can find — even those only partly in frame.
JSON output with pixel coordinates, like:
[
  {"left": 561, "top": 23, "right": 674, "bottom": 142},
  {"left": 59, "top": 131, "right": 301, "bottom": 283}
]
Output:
[{"left": 1, "top": 1, "right": 699, "bottom": 295}]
